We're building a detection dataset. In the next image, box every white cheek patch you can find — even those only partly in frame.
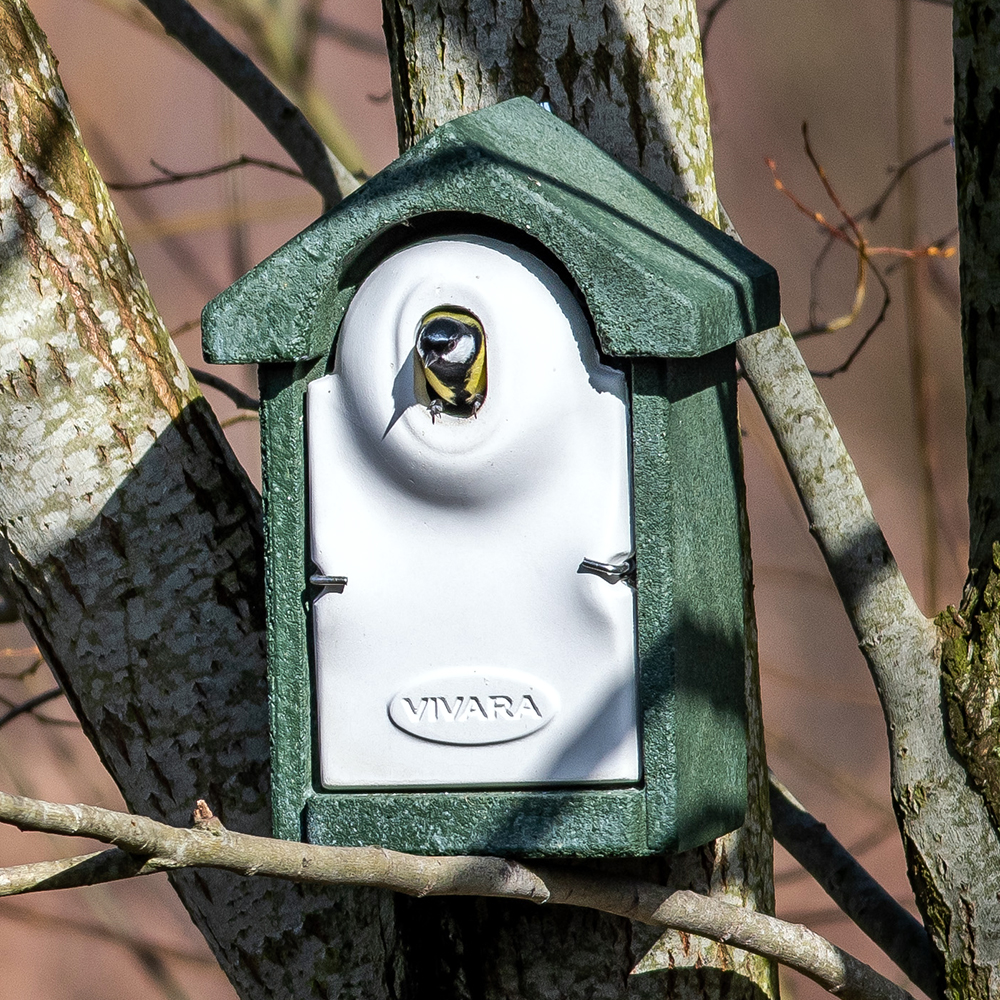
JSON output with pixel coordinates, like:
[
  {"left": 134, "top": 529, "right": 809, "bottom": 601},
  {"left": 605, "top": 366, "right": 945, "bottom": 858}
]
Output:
[{"left": 443, "top": 335, "right": 475, "bottom": 365}]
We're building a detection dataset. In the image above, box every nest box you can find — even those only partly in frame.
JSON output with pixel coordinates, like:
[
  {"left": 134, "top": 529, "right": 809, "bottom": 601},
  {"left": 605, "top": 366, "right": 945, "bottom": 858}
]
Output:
[{"left": 202, "top": 98, "right": 779, "bottom": 857}]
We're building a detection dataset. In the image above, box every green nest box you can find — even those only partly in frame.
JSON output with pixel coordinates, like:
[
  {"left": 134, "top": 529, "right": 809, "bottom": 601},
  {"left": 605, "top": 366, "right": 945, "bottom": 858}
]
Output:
[{"left": 202, "top": 98, "right": 779, "bottom": 857}]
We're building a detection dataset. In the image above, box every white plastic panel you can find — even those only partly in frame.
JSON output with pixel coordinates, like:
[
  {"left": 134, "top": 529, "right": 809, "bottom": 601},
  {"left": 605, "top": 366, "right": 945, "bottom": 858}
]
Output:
[{"left": 307, "top": 236, "right": 639, "bottom": 789}]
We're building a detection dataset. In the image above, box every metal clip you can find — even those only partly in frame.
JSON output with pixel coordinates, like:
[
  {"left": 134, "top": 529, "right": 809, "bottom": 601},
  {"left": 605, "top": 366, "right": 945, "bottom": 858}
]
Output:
[
  {"left": 310, "top": 573, "right": 348, "bottom": 589},
  {"left": 578, "top": 552, "right": 635, "bottom": 586}
]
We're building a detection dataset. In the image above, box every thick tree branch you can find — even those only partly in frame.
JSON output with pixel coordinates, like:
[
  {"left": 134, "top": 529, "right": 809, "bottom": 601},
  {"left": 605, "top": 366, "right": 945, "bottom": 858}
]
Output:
[
  {"left": 736, "top": 310, "right": 1000, "bottom": 977},
  {"left": 769, "top": 773, "right": 940, "bottom": 997},
  {"left": 0, "top": 789, "right": 912, "bottom": 1000},
  {"left": 136, "top": 0, "right": 355, "bottom": 207}
]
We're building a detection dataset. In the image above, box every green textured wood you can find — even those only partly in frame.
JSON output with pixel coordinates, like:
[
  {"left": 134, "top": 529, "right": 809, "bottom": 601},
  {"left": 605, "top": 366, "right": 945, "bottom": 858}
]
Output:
[
  {"left": 305, "top": 789, "right": 649, "bottom": 857},
  {"left": 219, "top": 97, "right": 767, "bottom": 856},
  {"left": 256, "top": 349, "right": 747, "bottom": 856},
  {"left": 202, "top": 98, "right": 778, "bottom": 366},
  {"left": 633, "top": 349, "right": 747, "bottom": 853},
  {"left": 258, "top": 360, "right": 321, "bottom": 842}
]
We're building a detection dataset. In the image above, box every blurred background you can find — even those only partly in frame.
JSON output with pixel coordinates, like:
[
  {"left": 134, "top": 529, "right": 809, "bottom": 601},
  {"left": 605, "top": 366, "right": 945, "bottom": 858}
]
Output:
[{"left": 0, "top": 0, "right": 961, "bottom": 997}]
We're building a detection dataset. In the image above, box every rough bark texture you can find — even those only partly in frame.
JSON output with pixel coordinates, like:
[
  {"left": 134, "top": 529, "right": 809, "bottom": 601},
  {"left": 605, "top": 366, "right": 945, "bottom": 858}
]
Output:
[
  {"left": 738, "top": 318, "right": 1000, "bottom": 1000},
  {"left": 382, "top": 0, "right": 719, "bottom": 222},
  {"left": 949, "top": 0, "right": 1000, "bottom": 827},
  {"left": 931, "top": 1, "right": 1000, "bottom": 995},
  {"left": 381, "top": 1, "right": 776, "bottom": 997},
  {"left": 0, "top": 5, "right": 398, "bottom": 999}
]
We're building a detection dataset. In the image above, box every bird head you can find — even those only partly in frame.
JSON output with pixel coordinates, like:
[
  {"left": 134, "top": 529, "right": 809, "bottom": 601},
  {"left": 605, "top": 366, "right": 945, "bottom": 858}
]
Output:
[{"left": 416, "top": 311, "right": 481, "bottom": 369}]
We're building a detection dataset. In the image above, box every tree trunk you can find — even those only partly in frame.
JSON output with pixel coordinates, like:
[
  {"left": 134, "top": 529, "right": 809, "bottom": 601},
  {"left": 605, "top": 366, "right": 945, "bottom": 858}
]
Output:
[
  {"left": 0, "top": 4, "right": 397, "bottom": 998},
  {"left": 382, "top": 1, "right": 776, "bottom": 997}
]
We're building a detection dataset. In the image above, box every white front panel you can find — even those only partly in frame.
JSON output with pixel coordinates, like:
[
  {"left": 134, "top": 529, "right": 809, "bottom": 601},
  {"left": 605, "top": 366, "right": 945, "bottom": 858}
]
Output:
[{"left": 307, "top": 236, "right": 639, "bottom": 789}]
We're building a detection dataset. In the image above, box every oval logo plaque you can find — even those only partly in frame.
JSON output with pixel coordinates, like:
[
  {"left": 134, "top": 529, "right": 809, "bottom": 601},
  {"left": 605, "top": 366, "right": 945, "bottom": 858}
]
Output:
[{"left": 389, "top": 668, "right": 559, "bottom": 745}]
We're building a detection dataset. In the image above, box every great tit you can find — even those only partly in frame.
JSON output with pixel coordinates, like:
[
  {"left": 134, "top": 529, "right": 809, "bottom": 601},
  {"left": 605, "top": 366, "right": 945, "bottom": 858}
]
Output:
[{"left": 415, "top": 308, "right": 487, "bottom": 420}]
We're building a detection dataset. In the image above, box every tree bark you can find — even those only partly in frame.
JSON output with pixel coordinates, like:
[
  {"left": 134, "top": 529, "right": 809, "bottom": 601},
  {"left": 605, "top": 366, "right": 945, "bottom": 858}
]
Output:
[
  {"left": 0, "top": 5, "right": 397, "bottom": 998},
  {"left": 382, "top": 1, "right": 776, "bottom": 997}
]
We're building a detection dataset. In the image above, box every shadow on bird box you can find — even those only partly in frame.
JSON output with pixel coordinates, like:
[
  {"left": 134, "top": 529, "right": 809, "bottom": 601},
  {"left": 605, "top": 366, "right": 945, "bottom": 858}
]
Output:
[{"left": 202, "top": 97, "right": 780, "bottom": 857}]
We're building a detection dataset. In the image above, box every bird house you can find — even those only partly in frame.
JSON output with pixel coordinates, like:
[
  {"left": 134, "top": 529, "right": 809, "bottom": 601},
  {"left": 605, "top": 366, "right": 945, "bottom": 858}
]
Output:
[{"left": 202, "top": 98, "right": 779, "bottom": 857}]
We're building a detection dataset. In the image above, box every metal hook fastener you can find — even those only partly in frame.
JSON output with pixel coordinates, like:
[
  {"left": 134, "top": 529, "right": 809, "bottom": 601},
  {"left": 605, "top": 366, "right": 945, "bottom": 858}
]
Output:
[
  {"left": 578, "top": 552, "right": 635, "bottom": 586},
  {"left": 310, "top": 573, "right": 349, "bottom": 589}
]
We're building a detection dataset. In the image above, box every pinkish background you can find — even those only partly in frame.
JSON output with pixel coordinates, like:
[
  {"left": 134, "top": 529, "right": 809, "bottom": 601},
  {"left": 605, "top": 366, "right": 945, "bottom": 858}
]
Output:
[{"left": 0, "top": 1, "right": 959, "bottom": 997}]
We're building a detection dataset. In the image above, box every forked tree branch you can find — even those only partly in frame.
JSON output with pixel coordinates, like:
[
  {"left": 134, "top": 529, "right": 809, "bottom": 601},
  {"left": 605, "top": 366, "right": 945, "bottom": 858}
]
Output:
[
  {"left": 0, "top": 687, "right": 62, "bottom": 729},
  {"left": 0, "top": 789, "right": 912, "bottom": 1000},
  {"left": 733, "top": 292, "right": 1000, "bottom": 980},
  {"left": 136, "top": 0, "right": 355, "bottom": 207},
  {"left": 769, "top": 773, "right": 940, "bottom": 997}
]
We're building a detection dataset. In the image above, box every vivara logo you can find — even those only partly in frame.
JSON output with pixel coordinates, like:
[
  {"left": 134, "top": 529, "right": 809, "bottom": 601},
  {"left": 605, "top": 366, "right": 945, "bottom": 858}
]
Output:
[{"left": 388, "top": 668, "right": 559, "bottom": 745}]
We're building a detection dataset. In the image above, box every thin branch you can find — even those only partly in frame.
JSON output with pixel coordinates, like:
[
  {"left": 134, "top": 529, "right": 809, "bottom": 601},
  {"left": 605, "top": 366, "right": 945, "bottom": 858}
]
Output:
[
  {"left": 0, "top": 848, "right": 158, "bottom": 895},
  {"left": 189, "top": 368, "right": 259, "bottom": 411},
  {"left": 868, "top": 137, "right": 953, "bottom": 223},
  {"left": 700, "top": 0, "right": 735, "bottom": 61},
  {"left": 810, "top": 262, "right": 892, "bottom": 377},
  {"left": 0, "top": 651, "right": 40, "bottom": 681},
  {"left": 108, "top": 155, "right": 304, "bottom": 191},
  {"left": 169, "top": 319, "right": 200, "bottom": 339},
  {"left": 0, "top": 687, "right": 62, "bottom": 729},
  {"left": 0, "top": 790, "right": 913, "bottom": 1000},
  {"left": 308, "top": 14, "right": 386, "bottom": 56},
  {"left": 220, "top": 412, "right": 260, "bottom": 429},
  {"left": 87, "top": 126, "right": 219, "bottom": 299},
  {"left": 769, "top": 131, "right": 953, "bottom": 376},
  {"left": 770, "top": 772, "right": 941, "bottom": 998},
  {"left": 801, "top": 123, "right": 865, "bottom": 247},
  {"left": 135, "top": 0, "right": 351, "bottom": 208}
]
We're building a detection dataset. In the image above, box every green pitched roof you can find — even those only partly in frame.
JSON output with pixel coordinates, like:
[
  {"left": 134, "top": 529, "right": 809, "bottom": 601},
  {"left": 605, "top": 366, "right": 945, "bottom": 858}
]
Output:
[{"left": 202, "top": 98, "right": 779, "bottom": 365}]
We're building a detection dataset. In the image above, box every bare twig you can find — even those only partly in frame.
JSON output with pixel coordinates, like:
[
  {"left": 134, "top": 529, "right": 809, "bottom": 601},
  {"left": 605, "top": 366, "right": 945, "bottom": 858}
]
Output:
[
  {"left": 868, "top": 137, "right": 953, "bottom": 223},
  {"left": 0, "top": 687, "right": 62, "bottom": 729},
  {"left": 188, "top": 368, "right": 259, "bottom": 412},
  {"left": 810, "top": 263, "right": 892, "bottom": 378},
  {"left": 769, "top": 772, "right": 941, "bottom": 998},
  {"left": 308, "top": 14, "right": 386, "bottom": 55},
  {"left": 169, "top": 319, "right": 200, "bottom": 339},
  {"left": 220, "top": 412, "right": 260, "bottom": 429},
  {"left": 87, "top": 126, "right": 218, "bottom": 299},
  {"left": 136, "top": 0, "right": 350, "bottom": 207},
  {"left": 0, "top": 655, "right": 43, "bottom": 682},
  {"left": 0, "top": 789, "right": 913, "bottom": 1000},
  {"left": 700, "top": 0, "right": 735, "bottom": 61},
  {"left": 108, "top": 155, "right": 304, "bottom": 191},
  {"left": 769, "top": 127, "right": 954, "bottom": 375}
]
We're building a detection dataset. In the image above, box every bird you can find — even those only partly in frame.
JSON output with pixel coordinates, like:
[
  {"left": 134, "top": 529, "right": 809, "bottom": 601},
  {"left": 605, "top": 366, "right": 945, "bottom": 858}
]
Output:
[{"left": 414, "top": 308, "right": 487, "bottom": 420}]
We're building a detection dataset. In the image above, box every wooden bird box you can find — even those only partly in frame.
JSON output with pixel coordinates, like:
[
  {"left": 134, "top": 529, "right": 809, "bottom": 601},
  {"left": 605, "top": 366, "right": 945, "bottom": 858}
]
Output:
[{"left": 202, "top": 97, "right": 779, "bottom": 857}]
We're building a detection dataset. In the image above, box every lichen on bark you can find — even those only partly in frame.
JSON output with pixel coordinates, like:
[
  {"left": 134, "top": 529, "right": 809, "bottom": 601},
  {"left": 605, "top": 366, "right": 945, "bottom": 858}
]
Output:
[
  {"left": 383, "top": 0, "right": 720, "bottom": 221},
  {"left": 939, "top": 543, "right": 1000, "bottom": 833},
  {"left": 0, "top": 4, "right": 398, "bottom": 999}
]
